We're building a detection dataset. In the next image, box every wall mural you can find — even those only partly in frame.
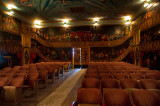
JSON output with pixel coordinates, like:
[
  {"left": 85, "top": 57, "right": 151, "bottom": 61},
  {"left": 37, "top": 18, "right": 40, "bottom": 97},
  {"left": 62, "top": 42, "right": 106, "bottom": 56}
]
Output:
[
  {"left": 31, "top": 40, "right": 72, "bottom": 61},
  {"left": 0, "top": 12, "right": 20, "bottom": 35},
  {"left": 140, "top": 24, "right": 160, "bottom": 43},
  {"left": 140, "top": 51, "right": 160, "bottom": 70},
  {"left": 34, "top": 26, "right": 130, "bottom": 42},
  {"left": 0, "top": 31, "right": 22, "bottom": 68},
  {"left": 90, "top": 38, "right": 131, "bottom": 62}
]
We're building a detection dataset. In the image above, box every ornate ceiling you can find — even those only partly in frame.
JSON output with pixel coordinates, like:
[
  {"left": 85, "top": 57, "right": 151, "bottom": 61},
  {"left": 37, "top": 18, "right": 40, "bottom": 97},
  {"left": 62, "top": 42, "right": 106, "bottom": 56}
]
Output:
[{"left": 0, "top": 0, "right": 149, "bottom": 27}]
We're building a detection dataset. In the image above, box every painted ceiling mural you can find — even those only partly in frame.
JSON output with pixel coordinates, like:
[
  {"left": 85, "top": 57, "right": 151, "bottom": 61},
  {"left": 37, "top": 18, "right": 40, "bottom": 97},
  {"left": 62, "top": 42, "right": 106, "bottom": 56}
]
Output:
[{"left": 2, "top": 0, "right": 142, "bottom": 20}]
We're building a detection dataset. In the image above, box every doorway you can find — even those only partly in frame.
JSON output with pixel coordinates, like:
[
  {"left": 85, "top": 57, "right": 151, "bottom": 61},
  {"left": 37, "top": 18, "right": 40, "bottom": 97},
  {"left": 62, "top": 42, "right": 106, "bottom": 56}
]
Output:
[{"left": 73, "top": 48, "right": 82, "bottom": 68}]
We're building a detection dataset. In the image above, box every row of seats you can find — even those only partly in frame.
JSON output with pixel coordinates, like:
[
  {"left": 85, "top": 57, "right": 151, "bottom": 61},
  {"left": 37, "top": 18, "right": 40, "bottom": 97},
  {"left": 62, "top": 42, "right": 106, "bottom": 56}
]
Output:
[
  {"left": 73, "top": 62, "right": 160, "bottom": 106},
  {"left": 82, "top": 78, "right": 160, "bottom": 89},
  {"left": 84, "top": 73, "right": 160, "bottom": 80},
  {"left": 0, "top": 61, "right": 71, "bottom": 105},
  {"left": 74, "top": 88, "right": 160, "bottom": 106}
]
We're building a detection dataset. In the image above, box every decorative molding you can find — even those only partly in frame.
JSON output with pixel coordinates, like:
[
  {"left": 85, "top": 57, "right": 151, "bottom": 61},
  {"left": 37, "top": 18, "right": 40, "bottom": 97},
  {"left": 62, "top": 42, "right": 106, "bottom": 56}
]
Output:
[{"left": 32, "top": 32, "right": 132, "bottom": 47}]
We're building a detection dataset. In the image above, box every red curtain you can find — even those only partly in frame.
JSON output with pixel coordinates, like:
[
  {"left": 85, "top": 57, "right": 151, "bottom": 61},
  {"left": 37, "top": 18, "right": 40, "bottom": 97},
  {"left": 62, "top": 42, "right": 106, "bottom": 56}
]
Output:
[
  {"left": 158, "top": 51, "right": 160, "bottom": 57},
  {"left": 140, "top": 51, "right": 144, "bottom": 66},
  {"left": 17, "top": 53, "right": 22, "bottom": 65},
  {"left": 129, "top": 52, "right": 134, "bottom": 64},
  {"left": 30, "top": 53, "right": 37, "bottom": 63}
]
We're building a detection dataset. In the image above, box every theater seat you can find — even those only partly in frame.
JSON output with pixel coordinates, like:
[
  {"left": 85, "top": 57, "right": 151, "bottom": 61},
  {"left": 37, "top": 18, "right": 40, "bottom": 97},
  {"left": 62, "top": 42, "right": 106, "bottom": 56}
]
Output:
[
  {"left": 84, "top": 74, "right": 99, "bottom": 79},
  {"left": 103, "top": 89, "right": 131, "bottom": 106},
  {"left": 114, "top": 73, "right": 129, "bottom": 80},
  {"left": 120, "top": 79, "right": 140, "bottom": 89},
  {"left": 76, "top": 88, "right": 102, "bottom": 105},
  {"left": 145, "top": 73, "right": 160, "bottom": 80},
  {"left": 101, "top": 79, "right": 119, "bottom": 89},
  {"left": 140, "top": 79, "right": 160, "bottom": 89},
  {"left": 86, "top": 70, "right": 98, "bottom": 74},
  {"left": 82, "top": 78, "right": 99, "bottom": 88},
  {"left": 132, "top": 90, "right": 160, "bottom": 106},
  {"left": 0, "top": 77, "right": 9, "bottom": 87},
  {"left": 129, "top": 73, "right": 144, "bottom": 80},
  {"left": 9, "top": 77, "right": 24, "bottom": 88},
  {"left": 99, "top": 73, "right": 113, "bottom": 80}
]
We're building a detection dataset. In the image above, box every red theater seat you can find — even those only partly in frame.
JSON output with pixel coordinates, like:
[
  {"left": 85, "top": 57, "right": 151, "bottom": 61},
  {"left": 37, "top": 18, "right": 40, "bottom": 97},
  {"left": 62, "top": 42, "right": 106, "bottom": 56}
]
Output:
[
  {"left": 84, "top": 74, "right": 99, "bottom": 79},
  {"left": 9, "top": 77, "right": 24, "bottom": 88},
  {"left": 145, "top": 73, "right": 160, "bottom": 80},
  {"left": 140, "top": 79, "right": 160, "bottom": 89},
  {"left": 103, "top": 89, "right": 131, "bottom": 106},
  {"left": 99, "top": 73, "right": 113, "bottom": 80},
  {"left": 101, "top": 79, "right": 119, "bottom": 89},
  {"left": 114, "top": 73, "right": 129, "bottom": 80},
  {"left": 0, "top": 77, "right": 9, "bottom": 87},
  {"left": 76, "top": 88, "right": 102, "bottom": 105},
  {"left": 120, "top": 79, "right": 140, "bottom": 89},
  {"left": 132, "top": 90, "right": 160, "bottom": 106},
  {"left": 129, "top": 73, "right": 144, "bottom": 80},
  {"left": 82, "top": 78, "right": 99, "bottom": 88}
]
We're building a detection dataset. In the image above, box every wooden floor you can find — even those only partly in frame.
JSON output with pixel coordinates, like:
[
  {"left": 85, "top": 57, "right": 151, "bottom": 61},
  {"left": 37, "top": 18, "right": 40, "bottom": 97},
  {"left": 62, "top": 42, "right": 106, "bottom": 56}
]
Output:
[{"left": 19, "top": 68, "right": 85, "bottom": 106}]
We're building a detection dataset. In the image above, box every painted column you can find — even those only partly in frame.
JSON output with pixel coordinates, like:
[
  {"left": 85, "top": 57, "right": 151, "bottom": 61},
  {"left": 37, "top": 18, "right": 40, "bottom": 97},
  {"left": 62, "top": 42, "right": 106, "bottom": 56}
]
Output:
[{"left": 21, "top": 34, "right": 31, "bottom": 65}]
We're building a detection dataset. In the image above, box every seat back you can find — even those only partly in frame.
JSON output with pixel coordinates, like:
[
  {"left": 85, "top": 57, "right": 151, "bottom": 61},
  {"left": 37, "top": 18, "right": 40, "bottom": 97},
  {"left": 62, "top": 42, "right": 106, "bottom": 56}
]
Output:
[
  {"left": 103, "top": 89, "right": 131, "bottom": 106},
  {"left": 77, "top": 88, "right": 102, "bottom": 105},
  {"left": 82, "top": 78, "right": 99, "bottom": 88},
  {"left": 132, "top": 90, "right": 160, "bottom": 106}
]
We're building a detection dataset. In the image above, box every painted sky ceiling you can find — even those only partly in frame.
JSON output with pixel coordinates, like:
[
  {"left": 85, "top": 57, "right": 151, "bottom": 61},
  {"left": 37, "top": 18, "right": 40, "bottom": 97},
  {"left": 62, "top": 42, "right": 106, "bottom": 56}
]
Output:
[{"left": 1, "top": 0, "right": 143, "bottom": 21}]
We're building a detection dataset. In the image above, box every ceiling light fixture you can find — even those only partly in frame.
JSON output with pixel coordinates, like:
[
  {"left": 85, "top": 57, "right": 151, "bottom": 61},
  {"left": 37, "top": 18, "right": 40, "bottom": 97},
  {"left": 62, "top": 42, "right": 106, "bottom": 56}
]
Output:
[
  {"left": 34, "top": 25, "right": 41, "bottom": 28},
  {"left": 124, "top": 16, "right": 131, "bottom": 21},
  {"left": 93, "top": 18, "right": 100, "bottom": 22},
  {"left": 63, "top": 19, "right": 69, "bottom": 23},
  {"left": 6, "top": 11, "right": 14, "bottom": 16},
  {"left": 94, "top": 21, "right": 98, "bottom": 26},
  {"left": 63, "top": 19, "right": 69, "bottom": 27},
  {"left": 144, "top": 3, "right": 149, "bottom": 7},
  {"left": 125, "top": 21, "right": 131, "bottom": 25},
  {"left": 7, "top": 4, "right": 16, "bottom": 10},
  {"left": 34, "top": 20, "right": 41, "bottom": 25}
]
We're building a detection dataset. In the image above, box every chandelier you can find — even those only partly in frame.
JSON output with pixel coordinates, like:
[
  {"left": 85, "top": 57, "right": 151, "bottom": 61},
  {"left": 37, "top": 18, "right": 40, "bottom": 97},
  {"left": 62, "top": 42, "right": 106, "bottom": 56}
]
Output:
[{"left": 57, "top": 0, "right": 71, "bottom": 5}]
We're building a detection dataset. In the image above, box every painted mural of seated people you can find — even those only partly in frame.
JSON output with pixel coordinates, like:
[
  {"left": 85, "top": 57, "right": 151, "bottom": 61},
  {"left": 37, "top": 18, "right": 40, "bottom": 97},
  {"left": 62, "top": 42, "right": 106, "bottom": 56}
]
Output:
[
  {"left": 146, "top": 56, "right": 151, "bottom": 69},
  {"left": 90, "top": 34, "right": 94, "bottom": 41},
  {"left": 93, "top": 34, "right": 98, "bottom": 41},
  {"left": 75, "top": 34, "right": 79, "bottom": 42},
  {"left": 99, "top": 52, "right": 104, "bottom": 60},
  {"left": 105, "top": 53, "right": 108, "bottom": 60},
  {"left": 65, "top": 34, "right": 69, "bottom": 41},
  {"left": 51, "top": 50, "right": 57, "bottom": 59},
  {"left": 152, "top": 55, "right": 157, "bottom": 70},
  {"left": 101, "top": 34, "right": 106, "bottom": 41},
  {"left": 64, "top": 54, "right": 69, "bottom": 60}
]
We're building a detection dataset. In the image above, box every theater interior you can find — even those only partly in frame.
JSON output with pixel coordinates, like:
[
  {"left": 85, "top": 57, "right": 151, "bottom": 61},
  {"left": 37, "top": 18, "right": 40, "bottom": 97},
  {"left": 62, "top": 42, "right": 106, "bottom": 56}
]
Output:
[{"left": 0, "top": 0, "right": 160, "bottom": 106}]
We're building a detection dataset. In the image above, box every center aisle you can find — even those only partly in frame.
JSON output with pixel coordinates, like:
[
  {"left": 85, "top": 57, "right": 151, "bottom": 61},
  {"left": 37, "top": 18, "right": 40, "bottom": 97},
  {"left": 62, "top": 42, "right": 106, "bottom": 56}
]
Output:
[{"left": 38, "top": 69, "right": 86, "bottom": 106}]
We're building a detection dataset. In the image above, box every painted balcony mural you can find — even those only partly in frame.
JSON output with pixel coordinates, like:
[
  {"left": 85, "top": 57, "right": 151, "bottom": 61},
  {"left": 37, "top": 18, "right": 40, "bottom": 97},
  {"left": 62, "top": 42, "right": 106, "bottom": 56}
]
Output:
[
  {"left": 0, "top": 12, "right": 20, "bottom": 35},
  {"left": 31, "top": 40, "right": 72, "bottom": 61},
  {"left": 90, "top": 38, "right": 131, "bottom": 62}
]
